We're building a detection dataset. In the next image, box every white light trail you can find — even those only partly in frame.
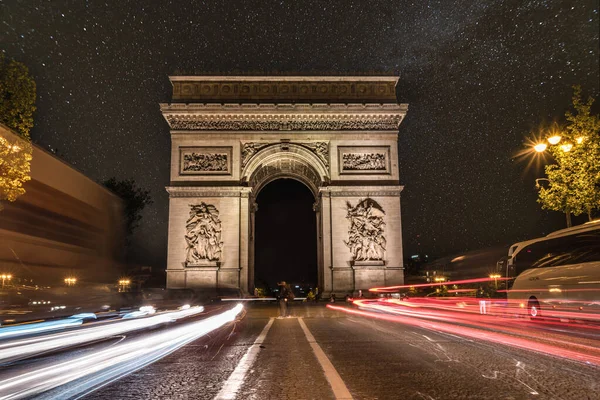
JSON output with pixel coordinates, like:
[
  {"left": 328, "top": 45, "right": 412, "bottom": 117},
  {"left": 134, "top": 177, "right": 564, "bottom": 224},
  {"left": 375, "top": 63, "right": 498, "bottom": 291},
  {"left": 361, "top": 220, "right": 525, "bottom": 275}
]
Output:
[
  {"left": 0, "top": 306, "right": 205, "bottom": 363},
  {"left": 0, "top": 304, "right": 244, "bottom": 400},
  {"left": 0, "top": 318, "right": 83, "bottom": 340}
]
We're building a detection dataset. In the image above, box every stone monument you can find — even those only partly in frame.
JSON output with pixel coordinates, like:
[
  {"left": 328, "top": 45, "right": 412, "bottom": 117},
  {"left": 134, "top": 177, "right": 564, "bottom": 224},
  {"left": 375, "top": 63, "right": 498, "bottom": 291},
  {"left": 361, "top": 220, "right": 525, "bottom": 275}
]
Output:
[{"left": 161, "top": 76, "right": 408, "bottom": 295}]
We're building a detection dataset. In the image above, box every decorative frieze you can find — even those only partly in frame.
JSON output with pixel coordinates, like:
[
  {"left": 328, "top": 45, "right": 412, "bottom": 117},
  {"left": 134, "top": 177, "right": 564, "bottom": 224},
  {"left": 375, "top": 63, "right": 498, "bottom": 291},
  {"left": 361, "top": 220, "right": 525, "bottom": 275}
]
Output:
[
  {"left": 166, "top": 186, "right": 250, "bottom": 198},
  {"left": 185, "top": 202, "right": 224, "bottom": 265},
  {"left": 344, "top": 198, "right": 386, "bottom": 262},
  {"left": 338, "top": 146, "right": 390, "bottom": 174},
  {"left": 179, "top": 147, "right": 232, "bottom": 175},
  {"left": 165, "top": 114, "right": 402, "bottom": 131}
]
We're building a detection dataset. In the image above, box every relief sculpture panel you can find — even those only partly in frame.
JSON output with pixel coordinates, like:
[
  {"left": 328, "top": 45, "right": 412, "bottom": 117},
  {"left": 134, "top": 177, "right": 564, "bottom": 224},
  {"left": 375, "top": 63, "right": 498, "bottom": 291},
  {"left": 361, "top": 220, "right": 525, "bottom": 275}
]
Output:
[
  {"left": 180, "top": 147, "right": 232, "bottom": 175},
  {"left": 344, "top": 198, "right": 386, "bottom": 263},
  {"left": 338, "top": 146, "right": 390, "bottom": 174},
  {"left": 185, "top": 203, "right": 224, "bottom": 264}
]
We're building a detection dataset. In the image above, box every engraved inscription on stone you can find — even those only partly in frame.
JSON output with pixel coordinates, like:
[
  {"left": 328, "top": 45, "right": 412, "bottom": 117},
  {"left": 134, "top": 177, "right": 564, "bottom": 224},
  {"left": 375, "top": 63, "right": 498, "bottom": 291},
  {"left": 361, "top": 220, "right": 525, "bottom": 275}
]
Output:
[
  {"left": 338, "top": 146, "right": 390, "bottom": 174},
  {"left": 180, "top": 147, "right": 231, "bottom": 175},
  {"left": 185, "top": 203, "right": 223, "bottom": 264},
  {"left": 344, "top": 198, "right": 386, "bottom": 262}
]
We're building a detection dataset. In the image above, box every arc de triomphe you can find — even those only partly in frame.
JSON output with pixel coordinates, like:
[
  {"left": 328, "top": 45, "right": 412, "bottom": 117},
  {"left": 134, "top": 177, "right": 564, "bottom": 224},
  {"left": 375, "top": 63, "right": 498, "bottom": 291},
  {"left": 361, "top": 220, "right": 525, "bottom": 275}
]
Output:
[{"left": 161, "top": 76, "right": 408, "bottom": 295}]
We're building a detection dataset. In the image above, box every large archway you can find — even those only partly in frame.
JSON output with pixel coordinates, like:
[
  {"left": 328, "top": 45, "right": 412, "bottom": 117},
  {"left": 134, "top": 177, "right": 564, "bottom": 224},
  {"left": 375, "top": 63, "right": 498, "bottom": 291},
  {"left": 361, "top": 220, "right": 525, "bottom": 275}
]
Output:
[
  {"left": 163, "top": 76, "right": 407, "bottom": 296},
  {"left": 253, "top": 178, "right": 317, "bottom": 293}
]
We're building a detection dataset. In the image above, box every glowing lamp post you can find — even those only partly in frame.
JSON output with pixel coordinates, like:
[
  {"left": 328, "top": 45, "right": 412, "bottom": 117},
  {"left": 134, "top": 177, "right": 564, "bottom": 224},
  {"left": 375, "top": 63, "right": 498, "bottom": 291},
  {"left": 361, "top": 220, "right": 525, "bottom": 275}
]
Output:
[
  {"left": 119, "top": 279, "right": 131, "bottom": 293},
  {"left": 489, "top": 273, "right": 501, "bottom": 289},
  {"left": 531, "top": 128, "right": 589, "bottom": 227},
  {"left": 1, "top": 274, "right": 12, "bottom": 289},
  {"left": 64, "top": 277, "right": 77, "bottom": 287}
]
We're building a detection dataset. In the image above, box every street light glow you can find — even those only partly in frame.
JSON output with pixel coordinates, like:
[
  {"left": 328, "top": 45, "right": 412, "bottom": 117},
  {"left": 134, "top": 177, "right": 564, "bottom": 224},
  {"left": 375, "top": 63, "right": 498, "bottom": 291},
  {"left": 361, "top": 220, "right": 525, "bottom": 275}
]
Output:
[
  {"left": 547, "top": 135, "right": 561, "bottom": 145},
  {"left": 534, "top": 143, "right": 547, "bottom": 152},
  {"left": 576, "top": 136, "right": 585, "bottom": 144},
  {"left": 64, "top": 277, "right": 77, "bottom": 286},
  {"left": 560, "top": 143, "right": 573, "bottom": 152}
]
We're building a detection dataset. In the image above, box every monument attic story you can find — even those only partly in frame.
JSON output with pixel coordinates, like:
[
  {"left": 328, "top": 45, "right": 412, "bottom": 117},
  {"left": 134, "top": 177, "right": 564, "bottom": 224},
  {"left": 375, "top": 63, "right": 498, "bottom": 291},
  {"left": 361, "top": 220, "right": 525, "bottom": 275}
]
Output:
[
  {"left": 160, "top": 76, "right": 408, "bottom": 132},
  {"left": 167, "top": 75, "right": 400, "bottom": 103}
]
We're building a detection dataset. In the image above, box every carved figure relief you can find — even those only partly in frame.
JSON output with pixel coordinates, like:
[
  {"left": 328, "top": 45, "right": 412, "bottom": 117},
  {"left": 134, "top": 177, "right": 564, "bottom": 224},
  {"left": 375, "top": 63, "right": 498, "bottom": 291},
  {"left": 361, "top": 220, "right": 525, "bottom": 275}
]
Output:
[
  {"left": 303, "top": 142, "right": 329, "bottom": 168},
  {"left": 342, "top": 153, "right": 386, "bottom": 171},
  {"left": 241, "top": 142, "right": 270, "bottom": 168},
  {"left": 338, "top": 146, "right": 390, "bottom": 174},
  {"left": 180, "top": 147, "right": 232, "bottom": 175},
  {"left": 185, "top": 203, "right": 224, "bottom": 264},
  {"left": 344, "top": 198, "right": 386, "bottom": 262},
  {"left": 183, "top": 153, "right": 228, "bottom": 172}
]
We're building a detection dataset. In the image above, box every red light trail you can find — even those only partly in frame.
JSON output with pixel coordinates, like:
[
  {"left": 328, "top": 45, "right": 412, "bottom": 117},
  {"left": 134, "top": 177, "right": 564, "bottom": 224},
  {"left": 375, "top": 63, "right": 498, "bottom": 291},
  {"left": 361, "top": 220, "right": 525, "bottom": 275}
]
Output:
[{"left": 328, "top": 301, "right": 600, "bottom": 366}]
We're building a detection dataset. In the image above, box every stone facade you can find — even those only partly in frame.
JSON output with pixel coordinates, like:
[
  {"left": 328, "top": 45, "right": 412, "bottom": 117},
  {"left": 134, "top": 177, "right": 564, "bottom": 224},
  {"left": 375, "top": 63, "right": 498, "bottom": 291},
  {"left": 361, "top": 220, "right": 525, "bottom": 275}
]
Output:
[{"left": 162, "top": 76, "right": 408, "bottom": 295}]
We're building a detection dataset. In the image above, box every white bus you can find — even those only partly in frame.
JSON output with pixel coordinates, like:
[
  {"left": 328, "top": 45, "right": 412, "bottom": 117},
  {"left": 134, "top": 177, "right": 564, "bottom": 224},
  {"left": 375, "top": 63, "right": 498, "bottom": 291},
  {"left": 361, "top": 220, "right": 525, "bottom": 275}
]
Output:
[{"left": 505, "top": 220, "right": 600, "bottom": 320}]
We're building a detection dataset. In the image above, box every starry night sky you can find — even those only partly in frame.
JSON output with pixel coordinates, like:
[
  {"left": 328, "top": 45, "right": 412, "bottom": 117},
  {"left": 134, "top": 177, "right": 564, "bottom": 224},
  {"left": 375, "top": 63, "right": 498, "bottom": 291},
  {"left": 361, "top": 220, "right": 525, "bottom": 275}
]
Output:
[{"left": 1, "top": 1, "right": 598, "bottom": 269}]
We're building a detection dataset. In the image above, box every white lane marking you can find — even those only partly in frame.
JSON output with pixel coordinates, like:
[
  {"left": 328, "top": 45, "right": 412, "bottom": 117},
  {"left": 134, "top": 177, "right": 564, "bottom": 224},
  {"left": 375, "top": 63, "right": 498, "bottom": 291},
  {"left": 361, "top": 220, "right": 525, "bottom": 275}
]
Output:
[
  {"left": 298, "top": 318, "right": 353, "bottom": 400},
  {"left": 214, "top": 317, "right": 275, "bottom": 400}
]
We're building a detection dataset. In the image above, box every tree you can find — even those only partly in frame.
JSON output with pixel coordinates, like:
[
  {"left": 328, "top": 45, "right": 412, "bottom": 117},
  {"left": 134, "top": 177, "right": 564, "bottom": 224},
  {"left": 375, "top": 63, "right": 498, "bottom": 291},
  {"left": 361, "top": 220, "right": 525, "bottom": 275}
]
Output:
[
  {"left": 0, "top": 54, "right": 36, "bottom": 138},
  {"left": 0, "top": 132, "right": 32, "bottom": 210},
  {"left": 103, "top": 178, "right": 153, "bottom": 239},
  {"left": 0, "top": 55, "right": 36, "bottom": 210},
  {"left": 537, "top": 86, "right": 600, "bottom": 226}
]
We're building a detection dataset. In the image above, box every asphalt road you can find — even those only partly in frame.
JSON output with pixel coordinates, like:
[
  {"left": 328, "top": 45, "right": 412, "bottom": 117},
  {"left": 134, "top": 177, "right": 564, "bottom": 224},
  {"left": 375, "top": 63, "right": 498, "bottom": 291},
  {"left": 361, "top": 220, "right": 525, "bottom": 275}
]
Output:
[{"left": 78, "top": 301, "right": 598, "bottom": 400}]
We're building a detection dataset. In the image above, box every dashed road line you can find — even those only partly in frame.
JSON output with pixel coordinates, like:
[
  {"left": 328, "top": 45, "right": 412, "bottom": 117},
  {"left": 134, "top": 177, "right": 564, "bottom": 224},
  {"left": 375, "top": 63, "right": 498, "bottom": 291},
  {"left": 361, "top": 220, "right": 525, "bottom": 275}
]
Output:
[
  {"left": 298, "top": 318, "right": 353, "bottom": 400},
  {"left": 214, "top": 317, "right": 274, "bottom": 400}
]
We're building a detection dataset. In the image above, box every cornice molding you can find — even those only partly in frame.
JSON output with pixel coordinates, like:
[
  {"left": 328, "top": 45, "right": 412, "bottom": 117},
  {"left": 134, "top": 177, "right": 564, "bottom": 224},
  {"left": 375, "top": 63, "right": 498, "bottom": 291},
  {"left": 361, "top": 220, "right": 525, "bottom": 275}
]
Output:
[
  {"left": 320, "top": 185, "right": 404, "bottom": 197},
  {"left": 162, "top": 113, "right": 404, "bottom": 131}
]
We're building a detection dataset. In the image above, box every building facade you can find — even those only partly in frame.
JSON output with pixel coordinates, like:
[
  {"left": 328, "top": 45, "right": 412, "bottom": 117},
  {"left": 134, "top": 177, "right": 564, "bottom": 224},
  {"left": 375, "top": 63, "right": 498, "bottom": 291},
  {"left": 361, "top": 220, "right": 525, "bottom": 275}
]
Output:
[
  {"left": 0, "top": 124, "right": 124, "bottom": 286},
  {"left": 162, "top": 76, "right": 408, "bottom": 295}
]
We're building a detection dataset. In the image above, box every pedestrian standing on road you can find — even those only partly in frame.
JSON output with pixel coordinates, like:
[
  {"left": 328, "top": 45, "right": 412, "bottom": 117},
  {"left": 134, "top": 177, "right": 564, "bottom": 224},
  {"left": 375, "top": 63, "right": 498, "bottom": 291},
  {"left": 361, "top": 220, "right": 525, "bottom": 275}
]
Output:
[
  {"left": 277, "top": 281, "right": 289, "bottom": 318},
  {"left": 285, "top": 283, "right": 295, "bottom": 317}
]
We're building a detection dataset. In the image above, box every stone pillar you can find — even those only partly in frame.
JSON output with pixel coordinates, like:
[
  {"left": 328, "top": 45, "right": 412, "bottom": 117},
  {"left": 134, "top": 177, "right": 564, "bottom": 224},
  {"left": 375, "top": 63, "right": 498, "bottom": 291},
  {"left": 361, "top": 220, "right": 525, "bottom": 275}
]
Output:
[
  {"left": 238, "top": 188, "right": 251, "bottom": 295},
  {"left": 248, "top": 198, "right": 257, "bottom": 294},
  {"left": 319, "top": 188, "right": 333, "bottom": 293},
  {"left": 313, "top": 200, "right": 324, "bottom": 293}
]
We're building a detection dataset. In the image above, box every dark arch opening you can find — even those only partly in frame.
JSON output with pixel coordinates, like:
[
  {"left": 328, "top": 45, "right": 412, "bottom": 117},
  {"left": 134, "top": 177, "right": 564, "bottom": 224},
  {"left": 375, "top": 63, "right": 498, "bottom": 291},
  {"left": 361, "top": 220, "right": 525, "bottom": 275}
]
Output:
[{"left": 254, "top": 178, "right": 317, "bottom": 293}]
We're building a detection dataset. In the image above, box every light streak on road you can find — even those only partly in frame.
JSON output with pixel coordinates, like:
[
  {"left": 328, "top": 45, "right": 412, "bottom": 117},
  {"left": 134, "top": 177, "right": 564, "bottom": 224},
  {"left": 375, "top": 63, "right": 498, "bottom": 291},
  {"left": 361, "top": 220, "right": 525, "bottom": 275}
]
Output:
[
  {"left": 369, "top": 277, "right": 511, "bottom": 292},
  {"left": 329, "top": 302, "right": 600, "bottom": 366},
  {"left": 0, "top": 306, "right": 205, "bottom": 363},
  {"left": 0, "top": 318, "right": 83, "bottom": 340},
  {"left": 0, "top": 304, "right": 244, "bottom": 400}
]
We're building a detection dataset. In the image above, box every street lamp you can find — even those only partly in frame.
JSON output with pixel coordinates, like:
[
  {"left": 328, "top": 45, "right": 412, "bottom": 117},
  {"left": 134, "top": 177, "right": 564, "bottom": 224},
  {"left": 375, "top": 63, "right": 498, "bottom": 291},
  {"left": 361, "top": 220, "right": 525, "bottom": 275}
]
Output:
[
  {"left": 1, "top": 274, "right": 12, "bottom": 289},
  {"left": 489, "top": 273, "right": 501, "bottom": 289},
  {"left": 64, "top": 277, "right": 77, "bottom": 286},
  {"left": 118, "top": 279, "right": 131, "bottom": 293}
]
